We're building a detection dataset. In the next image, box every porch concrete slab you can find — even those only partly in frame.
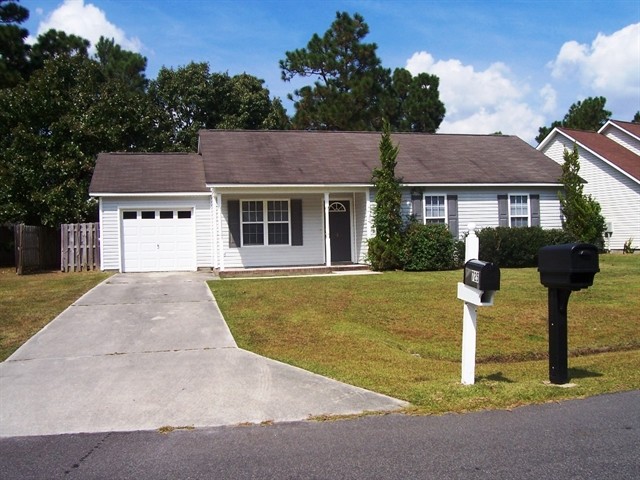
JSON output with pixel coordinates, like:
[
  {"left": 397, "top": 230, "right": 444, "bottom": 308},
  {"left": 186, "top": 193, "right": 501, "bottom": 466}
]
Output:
[{"left": 0, "top": 272, "right": 407, "bottom": 437}]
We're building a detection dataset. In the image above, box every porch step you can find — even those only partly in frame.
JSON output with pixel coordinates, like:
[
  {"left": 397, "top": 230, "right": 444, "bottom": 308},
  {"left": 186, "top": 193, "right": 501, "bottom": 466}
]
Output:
[{"left": 218, "top": 264, "right": 371, "bottom": 279}]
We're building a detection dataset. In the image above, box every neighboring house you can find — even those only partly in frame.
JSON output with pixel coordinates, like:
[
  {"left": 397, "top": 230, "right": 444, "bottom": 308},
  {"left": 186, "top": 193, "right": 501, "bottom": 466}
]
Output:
[
  {"left": 537, "top": 120, "right": 640, "bottom": 251},
  {"left": 89, "top": 131, "right": 564, "bottom": 272}
]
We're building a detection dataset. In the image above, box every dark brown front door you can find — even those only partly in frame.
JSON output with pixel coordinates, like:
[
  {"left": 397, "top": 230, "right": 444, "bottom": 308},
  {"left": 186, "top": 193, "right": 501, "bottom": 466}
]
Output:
[{"left": 329, "top": 201, "right": 351, "bottom": 262}]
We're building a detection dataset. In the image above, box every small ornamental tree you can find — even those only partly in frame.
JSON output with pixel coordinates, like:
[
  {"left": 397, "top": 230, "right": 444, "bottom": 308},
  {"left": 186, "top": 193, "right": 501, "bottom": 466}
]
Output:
[
  {"left": 558, "top": 144, "right": 606, "bottom": 248},
  {"left": 368, "top": 120, "right": 403, "bottom": 270}
]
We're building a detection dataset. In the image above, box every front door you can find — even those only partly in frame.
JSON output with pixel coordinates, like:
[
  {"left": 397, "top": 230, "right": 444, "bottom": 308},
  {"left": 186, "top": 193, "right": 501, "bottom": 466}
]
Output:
[{"left": 329, "top": 201, "right": 351, "bottom": 263}]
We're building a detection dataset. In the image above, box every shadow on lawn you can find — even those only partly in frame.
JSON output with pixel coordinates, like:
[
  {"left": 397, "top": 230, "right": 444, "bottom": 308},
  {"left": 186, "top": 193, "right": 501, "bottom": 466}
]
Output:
[
  {"left": 568, "top": 367, "right": 603, "bottom": 379},
  {"left": 477, "top": 372, "right": 515, "bottom": 383}
]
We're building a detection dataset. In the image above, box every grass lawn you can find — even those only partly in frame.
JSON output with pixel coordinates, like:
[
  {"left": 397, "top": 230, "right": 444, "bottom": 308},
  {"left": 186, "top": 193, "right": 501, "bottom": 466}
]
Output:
[
  {"left": 210, "top": 254, "right": 640, "bottom": 414},
  {"left": 0, "top": 268, "right": 112, "bottom": 361}
]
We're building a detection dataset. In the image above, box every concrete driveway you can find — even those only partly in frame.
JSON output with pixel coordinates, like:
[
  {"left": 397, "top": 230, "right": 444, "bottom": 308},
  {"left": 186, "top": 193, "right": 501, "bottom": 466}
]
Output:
[{"left": 0, "top": 273, "right": 406, "bottom": 437}]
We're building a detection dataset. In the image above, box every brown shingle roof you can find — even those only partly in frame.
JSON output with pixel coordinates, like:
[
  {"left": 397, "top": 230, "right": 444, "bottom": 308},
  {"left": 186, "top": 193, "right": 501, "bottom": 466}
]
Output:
[
  {"left": 198, "top": 130, "right": 562, "bottom": 185},
  {"left": 89, "top": 153, "right": 208, "bottom": 194},
  {"left": 558, "top": 128, "right": 640, "bottom": 181}
]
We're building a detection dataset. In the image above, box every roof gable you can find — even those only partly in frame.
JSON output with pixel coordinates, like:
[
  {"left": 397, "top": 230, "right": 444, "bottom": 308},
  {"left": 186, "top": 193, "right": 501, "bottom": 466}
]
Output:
[
  {"left": 599, "top": 120, "right": 640, "bottom": 140},
  {"left": 556, "top": 127, "right": 640, "bottom": 182}
]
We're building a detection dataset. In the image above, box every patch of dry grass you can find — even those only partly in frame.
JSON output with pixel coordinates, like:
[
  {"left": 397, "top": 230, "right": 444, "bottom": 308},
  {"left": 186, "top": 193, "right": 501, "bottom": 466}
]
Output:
[
  {"left": 0, "top": 268, "right": 112, "bottom": 360},
  {"left": 210, "top": 254, "right": 640, "bottom": 413}
]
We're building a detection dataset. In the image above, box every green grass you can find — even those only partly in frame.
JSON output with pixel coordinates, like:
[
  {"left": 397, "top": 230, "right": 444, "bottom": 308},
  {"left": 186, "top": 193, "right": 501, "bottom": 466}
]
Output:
[
  {"left": 210, "top": 254, "right": 640, "bottom": 414},
  {"left": 0, "top": 268, "right": 112, "bottom": 361}
]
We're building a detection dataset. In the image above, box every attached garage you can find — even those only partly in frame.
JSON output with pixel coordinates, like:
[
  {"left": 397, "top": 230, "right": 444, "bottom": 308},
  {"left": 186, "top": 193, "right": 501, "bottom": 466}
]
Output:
[{"left": 120, "top": 209, "right": 196, "bottom": 272}]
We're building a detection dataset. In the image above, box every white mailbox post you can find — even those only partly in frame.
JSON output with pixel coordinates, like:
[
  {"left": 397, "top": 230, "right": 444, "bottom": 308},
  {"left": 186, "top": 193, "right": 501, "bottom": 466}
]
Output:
[{"left": 458, "top": 224, "right": 500, "bottom": 385}]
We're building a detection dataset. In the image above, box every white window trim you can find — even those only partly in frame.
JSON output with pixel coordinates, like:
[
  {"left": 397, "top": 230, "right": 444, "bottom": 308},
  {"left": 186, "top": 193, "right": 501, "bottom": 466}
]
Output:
[
  {"left": 508, "top": 193, "right": 530, "bottom": 227},
  {"left": 240, "top": 199, "right": 292, "bottom": 247},
  {"left": 423, "top": 193, "right": 448, "bottom": 225}
]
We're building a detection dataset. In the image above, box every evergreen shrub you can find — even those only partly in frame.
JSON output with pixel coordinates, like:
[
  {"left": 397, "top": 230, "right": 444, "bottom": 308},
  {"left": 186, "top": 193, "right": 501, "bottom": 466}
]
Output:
[{"left": 402, "top": 223, "right": 457, "bottom": 271}]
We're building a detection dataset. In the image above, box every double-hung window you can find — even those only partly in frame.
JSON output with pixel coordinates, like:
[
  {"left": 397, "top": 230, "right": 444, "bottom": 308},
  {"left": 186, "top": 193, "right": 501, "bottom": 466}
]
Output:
[
  {"left": 509, "top": 195, "right": 529, "bottom": 227},
  {"left": 424, "top": 195, "right": 447, "bottom": 224},
  {"left": 241, "top": 200, "right": 290, "bottom": 246}
]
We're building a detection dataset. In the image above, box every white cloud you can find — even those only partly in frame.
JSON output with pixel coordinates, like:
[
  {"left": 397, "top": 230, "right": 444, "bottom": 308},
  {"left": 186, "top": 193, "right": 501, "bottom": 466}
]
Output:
[
  {"left": 36, "top": 0, "right": 142, "bottom": 53},
  {"left": 539, "top": 84, "right": 557, "bottom": 114},
  {"left": 406, "top": 51, "right": 544, "bottom": 142},
  {"left": 549, "top": 23, "right": 640, "bottom": 97}
]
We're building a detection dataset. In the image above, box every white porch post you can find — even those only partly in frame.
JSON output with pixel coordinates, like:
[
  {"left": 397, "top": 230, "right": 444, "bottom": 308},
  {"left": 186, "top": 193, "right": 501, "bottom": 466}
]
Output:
[
  {"left": 217, "top": 193, "right": 224, "bottom": 271},
  {"left": 324, "top": 192, "right": 331, "bottom": 267}
]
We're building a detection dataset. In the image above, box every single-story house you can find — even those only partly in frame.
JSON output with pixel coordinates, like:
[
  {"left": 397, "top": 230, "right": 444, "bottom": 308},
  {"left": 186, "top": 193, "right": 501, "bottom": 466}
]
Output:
[
  {"left": 537, "top": 120, "right": 640, "bottom": 251},
  {"left": 89, "top": 130, "right": 565, "bottom": 272}
]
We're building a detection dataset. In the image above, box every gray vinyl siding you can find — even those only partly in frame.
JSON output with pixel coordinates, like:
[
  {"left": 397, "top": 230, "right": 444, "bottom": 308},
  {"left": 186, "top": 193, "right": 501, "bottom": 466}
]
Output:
[
  {"left": 354, "top": 191, "right": 369, "bottom": 263},
  {"left": 406, "top": 187, "right": 561, "bottom": 235},
  {"left": 99, "top": 196, "right": 213, "bottom": 271},
  {"left": 220, "top": 194, "right": 325, "bottom": 268}
]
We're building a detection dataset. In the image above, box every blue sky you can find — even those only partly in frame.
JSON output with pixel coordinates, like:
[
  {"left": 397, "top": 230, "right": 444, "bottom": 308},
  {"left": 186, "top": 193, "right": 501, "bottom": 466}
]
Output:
[{"left": 21, "top": 0, "right": 640, "bottom": 143}]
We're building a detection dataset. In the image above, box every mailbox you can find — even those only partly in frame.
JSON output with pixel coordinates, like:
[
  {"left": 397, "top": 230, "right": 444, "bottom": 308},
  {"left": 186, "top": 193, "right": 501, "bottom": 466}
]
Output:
[
  {"left": 538, "top": 243, "right": 599, "bottom": 291},
  {"left": 463, "top": 259, "right": 500, "bottom": 292}
]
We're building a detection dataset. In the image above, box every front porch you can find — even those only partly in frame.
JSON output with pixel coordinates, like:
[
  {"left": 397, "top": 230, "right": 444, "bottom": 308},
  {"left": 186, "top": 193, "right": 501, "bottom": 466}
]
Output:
[{"left": 211, "top": 188, "right": 372, "bottom": 271}]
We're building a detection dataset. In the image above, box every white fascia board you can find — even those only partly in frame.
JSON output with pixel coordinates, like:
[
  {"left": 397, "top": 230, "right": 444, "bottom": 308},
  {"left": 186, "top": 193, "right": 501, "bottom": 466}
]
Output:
[
  {"left": 401, "top": 183, "right": 562, "bottom": 188},
  {"left": 207, "top": 184, "right": 372, "bottom": 194},
  {"left": 535, "top": 127, "right": 561, "bottom": 151},
  {"left": 550, "top": 129, "right": 640, "bottom": 186},
  {"left": 89, "top": 192, "right": 212, "bottom": 197}
]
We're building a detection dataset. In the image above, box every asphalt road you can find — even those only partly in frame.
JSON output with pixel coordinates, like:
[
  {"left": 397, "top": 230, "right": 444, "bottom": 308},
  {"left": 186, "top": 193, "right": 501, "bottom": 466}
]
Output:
[{"left": 1, "top": 391, "right": 638, "bottom": 480}]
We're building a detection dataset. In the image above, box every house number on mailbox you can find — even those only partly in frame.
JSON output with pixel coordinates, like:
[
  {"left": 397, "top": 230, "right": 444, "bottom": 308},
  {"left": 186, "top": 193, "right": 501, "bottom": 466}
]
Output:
[{"left": 471, "top": 271, "right": 479, "bottom": 284}]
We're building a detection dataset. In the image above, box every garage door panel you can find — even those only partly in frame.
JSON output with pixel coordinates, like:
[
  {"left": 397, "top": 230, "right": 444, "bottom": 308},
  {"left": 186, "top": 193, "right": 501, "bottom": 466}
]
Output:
[{"left": 121, "top": 209, "right": 196, "bottom": 272}]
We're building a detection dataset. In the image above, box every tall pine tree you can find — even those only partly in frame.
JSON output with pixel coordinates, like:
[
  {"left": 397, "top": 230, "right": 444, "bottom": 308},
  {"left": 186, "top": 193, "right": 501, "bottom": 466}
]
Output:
[{"left": 368, "top": 120, "right": 403, "bottom": 270}]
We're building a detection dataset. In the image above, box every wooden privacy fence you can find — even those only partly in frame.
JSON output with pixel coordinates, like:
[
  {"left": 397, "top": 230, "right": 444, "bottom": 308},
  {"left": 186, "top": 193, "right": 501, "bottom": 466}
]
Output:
[
  {"left": 61, "top": 223, "right": 100, "bottom": 272},
  {"left": 14, "top": 224, "right": 60, "bottom": 274}
]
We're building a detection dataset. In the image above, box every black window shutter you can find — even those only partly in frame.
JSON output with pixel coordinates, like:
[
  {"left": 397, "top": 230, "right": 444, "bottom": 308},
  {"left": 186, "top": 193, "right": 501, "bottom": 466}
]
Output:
[
  {"left": 498, "top": 195, "right": 508, "bottom": 227},
  {"left": 530, "top": 194, "right": 540, "bottom": 227},
  {"left": 447, "top": 195, "right": 459, "bottom": 237},
  {"left": 291, "top": 199, "right": 303, "bottom": 246},
  {"left": 228, "top": 200, "right": 240, "bottom": 248},
  {"left": 411, "top": 192, "right": 423, "bottom": 222}
]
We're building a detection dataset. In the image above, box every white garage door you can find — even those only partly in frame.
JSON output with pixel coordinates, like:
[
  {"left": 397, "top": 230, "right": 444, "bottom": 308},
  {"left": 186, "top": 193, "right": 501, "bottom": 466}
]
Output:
[{"left": 121, "top": 209, "right": 196, "bottom": 272}]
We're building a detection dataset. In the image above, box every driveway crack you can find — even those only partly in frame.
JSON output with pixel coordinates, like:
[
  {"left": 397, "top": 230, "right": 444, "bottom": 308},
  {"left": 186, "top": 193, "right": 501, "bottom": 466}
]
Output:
[{"left": 63, "top": 432, "right": 111, "bottom": 476}]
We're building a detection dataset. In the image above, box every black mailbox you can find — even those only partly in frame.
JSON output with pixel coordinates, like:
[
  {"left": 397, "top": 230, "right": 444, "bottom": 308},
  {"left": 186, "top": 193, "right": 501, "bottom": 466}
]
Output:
[
  {"left": 463, "top": 260, "right": 500, "bottom": 292},
  {"left": 538, "top": 243, "right": 599, "bottom": 290}
]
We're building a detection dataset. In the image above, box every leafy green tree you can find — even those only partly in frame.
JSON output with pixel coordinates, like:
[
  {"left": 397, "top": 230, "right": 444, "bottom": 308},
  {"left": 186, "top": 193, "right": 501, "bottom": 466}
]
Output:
[
  {"left": 0, "top": 0, "right": 30, "bottom": 87},
  {"left": 632, "top": 111, "right": 640, "bottom": 123},
  {"left": 280, "top": 12, "right": 445, "bottom": 132},
  {"left": 537, "top": 96, "right": 612, "bottom": 144},
  {"left": 149, "top": 62, "right": 288, "bottom": 151},
  {"left": 0, "top": 54, "right": 158, "bottom": 226},
  {"left": 558, "top": 144, "right": 606, "bottom": 248},
  {"left": 368, "top": 121, "right": 403, "bottom": 270}
]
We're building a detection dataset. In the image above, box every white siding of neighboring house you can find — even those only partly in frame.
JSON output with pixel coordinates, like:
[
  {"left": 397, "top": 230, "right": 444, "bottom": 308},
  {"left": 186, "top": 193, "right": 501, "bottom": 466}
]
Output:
[
  {"left": 601, "top": 125, "right": 640, "bottom": 156},
  {"left": 99, "top": 196, "right": 213, "bottom": 271},
  {"left": 540, "top": 135, "right": 640, "bottom": 251},
  {"left": 220, "top": 194, "right": 325, "bottom": 269}
]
